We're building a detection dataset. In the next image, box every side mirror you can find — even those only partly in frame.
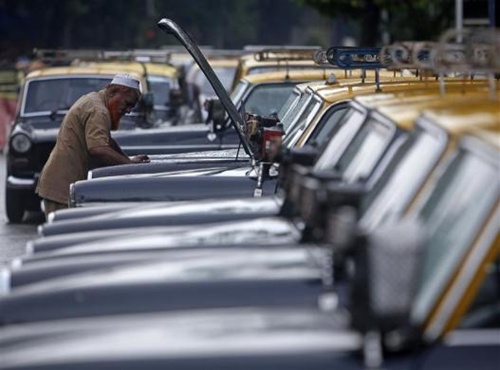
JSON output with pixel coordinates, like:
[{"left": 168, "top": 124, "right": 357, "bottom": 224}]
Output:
[
  {"left": 300, "top": 181, "right": 364, "bottom": 241},
  {"left": 350, "top": 218, "right": 425, "bottom": 352},
  {"left": 261, "top": 127, "right": 284, "bottom": 163},
  {"left": 278, "top": 146, "right": 319, "bottom": 207},
  {"left": 244, "top": 113, "right": 282, "bottom": 161},
  {"left": 205, "top": 98, "right": 226, "bottom": 133},
  {"left": 169, "top": 88, "right": 184, "bottom": 108},
  {"left": 287, "top": 145, "right": 318, "bottom": 167},
  {"left": 141, "top": 92, "right": 154, "bottom": 113}
]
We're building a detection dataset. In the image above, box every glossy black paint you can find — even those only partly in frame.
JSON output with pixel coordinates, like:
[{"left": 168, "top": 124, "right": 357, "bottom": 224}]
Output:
[
  {"left": 112, "top": 124, "right": 240, "bottom": 155},
  {"left": 0, "top": 307, "right": 366, "bottom": 370},
  {"left": 12, "top": 243, "right": 299, "bottom": 286},
  {"left": 71, "top": 171, "right": 278, "bottom": 205},
  {"left": 45, "top": 210, "right": 277, "bottom": 237},
  {"left": 41, "top": 197, "right": 280, "bottom": 236},
  {"left": 0, "top": 306, "right": 490, "bottom": 370},
  {"left": 0, "top": 246, "right": 326, "bottom": 325},
  {"left": 90, "top": 149, "right": 250, "bottom": 178},
  {"left": 28, "top": 217, "right": 301, "bottom": 257}
]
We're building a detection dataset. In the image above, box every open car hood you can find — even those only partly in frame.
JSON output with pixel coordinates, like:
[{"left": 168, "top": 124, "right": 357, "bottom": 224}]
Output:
[{"left": 157, "top": 18, "right": 254, "bottom": 160}]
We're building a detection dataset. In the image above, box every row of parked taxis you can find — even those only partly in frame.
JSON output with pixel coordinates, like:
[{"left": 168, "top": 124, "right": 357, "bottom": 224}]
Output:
[
  {"left": 6, "top": 41, "right": 334, "bottom": 222},
  {"left": 1, "top": 19, "right": 498, "bottom": 369}
]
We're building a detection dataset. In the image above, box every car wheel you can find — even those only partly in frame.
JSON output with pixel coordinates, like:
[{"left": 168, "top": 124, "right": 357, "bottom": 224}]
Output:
[{"left": 6, "top": 189, "right": 25, "bottom": 223}]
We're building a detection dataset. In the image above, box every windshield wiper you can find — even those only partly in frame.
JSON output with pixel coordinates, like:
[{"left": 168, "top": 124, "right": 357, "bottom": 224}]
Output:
[{"left": 49, "top": 106, "right": 70, "bottom": 121}]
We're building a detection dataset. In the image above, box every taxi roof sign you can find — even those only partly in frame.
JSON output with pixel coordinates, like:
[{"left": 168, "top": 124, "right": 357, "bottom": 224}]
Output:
[{"left": 327, "top": 47, "right": 383, "bottom": 69}]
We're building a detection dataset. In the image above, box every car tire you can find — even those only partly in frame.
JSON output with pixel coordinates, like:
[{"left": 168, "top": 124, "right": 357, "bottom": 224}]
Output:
[{"left": 6, "top": 189, "right": 25, "bottom": 223}]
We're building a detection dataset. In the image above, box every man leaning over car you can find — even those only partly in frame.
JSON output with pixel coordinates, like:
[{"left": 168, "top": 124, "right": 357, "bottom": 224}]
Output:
[{"left": 36, "top": 73, "right": 150, "bottom": 218}]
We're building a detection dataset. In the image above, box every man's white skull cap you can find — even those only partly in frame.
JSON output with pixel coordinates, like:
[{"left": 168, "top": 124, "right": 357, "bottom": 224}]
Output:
[{"left": 110, "top": 73, "right": 141, "bottom": 90}]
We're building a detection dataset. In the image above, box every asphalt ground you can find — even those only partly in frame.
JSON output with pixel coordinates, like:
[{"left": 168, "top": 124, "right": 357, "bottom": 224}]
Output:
[{"left": 0, "top": 153, "right": 44, "bottom": 267}]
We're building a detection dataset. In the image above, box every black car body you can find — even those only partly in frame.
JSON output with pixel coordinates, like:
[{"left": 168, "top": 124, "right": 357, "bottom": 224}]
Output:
[{"left": 4, "top": 63, "right": 243, "bottom": 222}]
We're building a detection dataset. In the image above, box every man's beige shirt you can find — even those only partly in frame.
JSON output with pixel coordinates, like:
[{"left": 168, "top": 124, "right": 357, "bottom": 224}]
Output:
[{"left": 36, "top": 90, "right": 111, "bottom": 204}]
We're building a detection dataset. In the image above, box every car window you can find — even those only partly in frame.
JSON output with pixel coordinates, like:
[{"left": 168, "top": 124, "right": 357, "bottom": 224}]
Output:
[
  {"left": 280, "top": 91, "right": 311, "bottom": 132},
  {"left": 459, "top": 256, "right": 500, "bottom": 329},
  {"left": 305, "top": 105, "right": 348, "bottom": 148},
  {"left": 360, "top": 125, "right": 447, "bottom": 230},
  {"left": 23, "top": 77, "right": 111, "bottom": 115},
  {"left": 243, "top": 84, "right": 296, "bottom": 117},
  {"left": 313, "top": 108, "right": 366, "bottom": 171},
  {"left": 335, "top": 117, "right": 395, "bottom": 183},
  {"left": 278, "top": 89, "right": 300, "bottom": 122},
  {"left": 230, "top": 80, "right": 248, "bottom": 105},
  {"left": 411, "top": 148, "right": 499, "bottom": 324},
  {"left": 283, "top": 97, "right": 323, "bottom": 148}
]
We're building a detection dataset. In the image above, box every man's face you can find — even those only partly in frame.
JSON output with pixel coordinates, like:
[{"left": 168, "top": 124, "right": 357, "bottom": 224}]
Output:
[{"left": 108, "top": 91, "right": 139, "bottom": 130}]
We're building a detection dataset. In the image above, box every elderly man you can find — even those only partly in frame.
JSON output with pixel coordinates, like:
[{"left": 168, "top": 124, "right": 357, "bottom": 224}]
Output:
[{"left": 36, "top": 73, "right": 150, "bottom": 217}]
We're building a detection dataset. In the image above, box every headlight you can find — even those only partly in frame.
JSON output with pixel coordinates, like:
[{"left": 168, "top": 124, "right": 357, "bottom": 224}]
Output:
[
  {"left": 11, "top": 134, "right": 32, "bottom": 153},
  {"left": 0, "top": 268, "right": 11, "bottom": 295}
]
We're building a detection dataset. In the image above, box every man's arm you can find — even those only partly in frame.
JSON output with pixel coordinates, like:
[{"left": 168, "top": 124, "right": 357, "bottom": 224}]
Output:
[
  {"left": 90, "top": 140, "right": 150, "bottom": 165},
  {"left": 109, "top": 137, "right": 129, "bottom": 157},
  {"left": 89, "top": 145, "right": 133, "bottom": 166}
]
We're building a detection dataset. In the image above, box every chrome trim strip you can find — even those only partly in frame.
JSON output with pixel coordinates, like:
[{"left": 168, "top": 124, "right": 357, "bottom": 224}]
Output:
[
  {"left": 444, "top": 329, "right": 500, "bottom": 346},
  {"left": 7, "top": 176, "right": 35, "bottom": 186}
]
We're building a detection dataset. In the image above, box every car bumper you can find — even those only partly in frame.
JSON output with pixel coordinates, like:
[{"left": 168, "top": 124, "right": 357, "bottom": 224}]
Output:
[{"left": 6, "top": 176, "right": 36, "bottom": 189}]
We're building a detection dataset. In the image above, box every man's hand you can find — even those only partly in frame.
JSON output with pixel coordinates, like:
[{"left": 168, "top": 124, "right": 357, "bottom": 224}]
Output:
[{"left": 131, "top": 154, "right": 150, "bottom": 163}]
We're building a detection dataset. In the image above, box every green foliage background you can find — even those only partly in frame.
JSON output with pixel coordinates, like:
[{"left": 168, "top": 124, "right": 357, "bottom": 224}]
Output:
[{"left": 0, "top": 0, "right": 454, "bottom": 60}]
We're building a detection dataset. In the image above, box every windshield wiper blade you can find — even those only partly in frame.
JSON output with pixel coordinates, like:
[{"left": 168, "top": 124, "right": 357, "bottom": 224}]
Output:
[{"left": 49, "top": 107, "right": 70, "bottom": 120}]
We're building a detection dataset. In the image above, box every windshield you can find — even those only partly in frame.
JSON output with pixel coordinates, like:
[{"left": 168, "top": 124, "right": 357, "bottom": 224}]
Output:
[
  {"left": 411, "top": 146, "right": 500, "bottom": 324},
  {"left": 193, "top": 66, "right": 236, "bottom": 94},
  {"left": 243, "top": 83, "right": 296, "bottom": 117},
  {"left": 23, "top": 77, "right": 111, "bottom": 116},
  {"left": 229, "top": 80, "right": 248, "bottom": 105},
  {"left": 360, "top": 124, "right": 447, "bottom": 231},
  {"left": 334, "top": 117, "right": 395, "bottom": 183},
  {"left": 283, "top": 97, "right": 323, "bottom": 148},
  {"left": 305, "top": 105, "right": 348, "bottom": 148},
  {"left": 313, "top": 108, "right": 366, "bottom": 171}
]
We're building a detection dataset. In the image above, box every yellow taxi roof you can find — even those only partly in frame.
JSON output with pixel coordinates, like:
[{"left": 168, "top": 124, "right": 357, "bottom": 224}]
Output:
[
  {"left": 206, "top": 59, "right": 240, "bottom": 68},
  {"left": 236, "top": 52, "right": 319, "bottom": 69},
  {"left": 374, "top": 95, "right": 499, "bottom": 131},
  {"left": 241, "top": 68, "right": 339, "bottom": 84},
  {"left": 354, "top": 79, "right": 498, "bottom": 106},
  {"left": 141, "top": 62, "right": 178, "bottom": 77},
  {"left": 419, "top": 102, "right": 500, "bottom": 137},
  {"left": 84, "top": 61, "right": 178, "bottom": 78},
  {"left": 25, "top": 62, "right": 146, "bottom": 83},
  {"left": 320, "top": 78, "right": 496, "bottom": 104},
  {"left": 466, "top": 128, "right": 500, "bottom": 149},
  {"left": 292, "top": 70, "right": 414, "bottom": 93}
]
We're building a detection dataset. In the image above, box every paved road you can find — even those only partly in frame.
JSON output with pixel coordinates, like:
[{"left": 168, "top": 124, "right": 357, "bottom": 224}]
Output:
[{"left": 0, "top": 153, "right": 44, "bottom": 266}]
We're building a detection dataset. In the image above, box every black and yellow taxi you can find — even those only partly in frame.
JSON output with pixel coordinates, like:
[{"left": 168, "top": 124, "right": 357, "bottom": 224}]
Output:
[
  {"left": 230, "top": 47, "right": 331, "bottom": 91},
  {"left": 4, "top": 60, "right": 154, "bottom": 223}
]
